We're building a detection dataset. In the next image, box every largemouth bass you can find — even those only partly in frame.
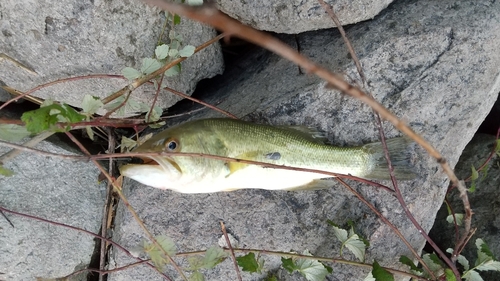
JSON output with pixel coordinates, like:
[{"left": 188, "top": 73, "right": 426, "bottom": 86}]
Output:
[{"left": 119, "top": 118, "right": 415, "bottom": 193}]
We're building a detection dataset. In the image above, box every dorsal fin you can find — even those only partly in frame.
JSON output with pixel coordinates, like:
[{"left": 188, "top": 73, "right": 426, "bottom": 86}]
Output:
[{"left": 277, "top": 125, "right": 328, "bottom": 144}]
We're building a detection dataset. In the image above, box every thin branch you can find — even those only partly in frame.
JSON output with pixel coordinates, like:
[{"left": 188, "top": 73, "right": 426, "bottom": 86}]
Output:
[
  {"left": 63, "top": 260, "right": 151, "bottom": 280},
  {"left": 334, "top": 178, "right": 434, "bottom": 277},
  {"left": 163, "top": 86, "right": 238, "bottom": 119},
  {"left": 176, "top": 248, "right": 428, "bottom": 281},
  {"left": 0, "top": 74, "right": 126, "bottom": 109},
  {"left": 317, "top": 0, "right": 366, "bottom": 85},
  {"left": 316, "top": 3, "right": 447, "bottom": 277},
  {"left": 220, "top": 221, "right": 242, "bottom": 281},
  {"left": 0, "top": 205, "right": 171, "bottom": 279},
  {"left": 139, "top": 0, "right": 466, "bottom": 221},
  {"left": 101, "top": 33, "right": 225, "bottom": 105},
  {"left": 63, "top": 131, "right": 185, "bottom": 281}
]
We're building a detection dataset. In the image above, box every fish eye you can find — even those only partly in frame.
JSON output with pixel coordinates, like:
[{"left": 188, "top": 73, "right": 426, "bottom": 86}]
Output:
[{"left": 164, "top": 138, "right": 180, "bottom": 152}]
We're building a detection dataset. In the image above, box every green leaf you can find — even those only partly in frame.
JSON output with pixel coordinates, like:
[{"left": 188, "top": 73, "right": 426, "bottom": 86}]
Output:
[
  {"left": 236, "top": 252, "right": 260, "bottom": 273},
  {"left": 120, "top": 136, "right": 137, "bottom": 153},
  {"left": 444, "top": 268, "right": 457, "bottom": 281},
  {"left": 328, "top": 221, "right": 348, "bottom": 242},
  {"left": 170, "top": 40, "right": 181, "bottom": 50},
  {"left": 62, "top": 104, "right": 85, "bottom": 123},
  {"left": 141, "top": 58, "right": 162, "bottom": 75},
  {"left": 447, "top": 248, "right": 470, "bottom": 271},
  {"left": 344, "top": 234, "right": 366, "bottom": 262},
  {"left": 155, "top": 44, "right": 170, "bottom": 60},
  {"left": 122, "top": 67, "right": 142, "bottom": 80},
  {"left": 446, "top": 213, "right": 464, "bottom": 226},
  {"left": 0, "top": 124, "right": 31, "bottom": 141},
  {"left": 179, "top": 45, "right": 196, "bottom": 57},
  {"left": 422, "top": 253, "right": 444, "bottom": 272},
  {"left": 85, "top": 126, "right": 95, "bottom": 141},
  {"left": 156, "top": 235, "right": 177, "bottom": 257},
  {"left": 145, "top": 106, "right": 162, "bottom": 122},
  {"left": 189, "top": 271, "right": 204, "bottom": 281},
  {"left": 372, "top": 260, "right": 394, "bottom": 281},
  {"left": 476, "top": 238, "right": 494, "bottom": 265},
  {"left": 399, "top": 255, "right": 423, "bottom": 274},
  {"left": 0, "top": 165, "right": 14, "bottom": 177},
  {"left": 187, "top": 256, "right": 205, "bottom": 270},
  {"left": 21, "top": 104, "right": 85, "bottom": 134},
  {"left": 470, "top": 165, "right": 479, "bottom": 192},
  {"left": 148, "top": 121, "right": 166, "bottom": 129},
  {"left": 463, "top": 270, "right": 483, "bottom": 281},
  {"left": 328, "top": 221, "right": 366, "bottom": 261},
  {"left": 143, "top": 235, "right": 176, "bottom": 271},
  {"left": 202, "top": 246, "right": 227, "bottom": 269},
  {"left": 173, "top": 14, "right": 181, "bottom": 25},
  {"left": 168, "top": 48, "right": 179, "bottom": 58},
  {"left": 165, "top": 64, "right": 181, "bottom": 77},
  {"left": 477, "top": 239, "right": 495, "bottom": 260},
  {"left": 81, "top": 95, "right": 104, "bottom": 115},
  {"left": 295, "top": 258, "right": 329, "bottom": 281},
  {"left": 495, "top": 139, "right": 500, "bottom": 155},
  {"left": 169, "top": 31, "right": 183, "bottom": 42},
  {"left": 471, "top": 165, "right": 479, "bottom": 180},
  {"left": 281, "top": 257, "right": 296, "bottom": 273},
  {"left": 476, "top": 260, "right": 500, "bottom": 271},
  {"left": 265, "top": 275, "right": 278, "bottom": 281}
]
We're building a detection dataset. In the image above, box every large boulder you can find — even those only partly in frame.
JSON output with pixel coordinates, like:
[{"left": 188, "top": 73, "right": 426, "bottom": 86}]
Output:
[
  {"left": 0, "top": 0, "right": 223, "bottom": 114},
  {"left": 216, "top": 0, "right": 394, "bottom": 33},
  {"left": 0, "top": 140, "right": 105, "bottom": 280}
]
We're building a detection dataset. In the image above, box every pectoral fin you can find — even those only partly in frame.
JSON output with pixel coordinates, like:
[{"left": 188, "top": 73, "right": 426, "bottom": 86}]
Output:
[
  {"left": 227, "top": 151, "right": 283, "bottom": 176},
  {"left": 284, "top": 179, "right": 333, "bottom": 191},
  {"left": 226, "top": 151, "right": 260, "bottom": 176}
]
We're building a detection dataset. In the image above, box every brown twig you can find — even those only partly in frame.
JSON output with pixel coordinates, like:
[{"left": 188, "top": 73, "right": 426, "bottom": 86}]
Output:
[
  {"left": 163, "top": 87, "right": 238, "bottom": 119},
  {"left": 220, "top": 221, "right": 242, "bottom": 281},
  {"left": 62, "top": 260, "right": 151, "bottom": 280},
  {"left": 63, "top": 131, "right": 185, "bottom": 281},
  {"left": 0, "top": 74, "right": 126, "bottom": 109},
  {"left": 334, "top": 178, "right": 434, "bottom": 278},
  {"left": 98, "top": 128, "right": 116, "bottom": 281},
  {"left": 101, "top": 33, "right": 225, "bottom": 105},
  {"left": 316, "top": 2, "right": 449, "bottom": 278},
  {"left": 138, "top": 1, "right": 468, "bottom": 229},
  {"left": 176, "top": 248, "right": 428, "bottom": 280},
  {"left": 317, "top": 0, "right": 366, "bottom": 85},
  {"left": 0, "top": 205, "right": 171, "bottom": 279}
]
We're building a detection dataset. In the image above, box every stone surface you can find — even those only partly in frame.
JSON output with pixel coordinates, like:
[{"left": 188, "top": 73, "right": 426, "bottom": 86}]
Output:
[
  {"left": 0, "top": 141, "right": 105, "bottom": 280},
  {"left": 111, "top": 0, "right": 500, "bottom": 280},
  {"left": 429, "top": 134, "right": 500, "bottom": 280},
  {"left": 0, "top": 0, "right": 223, "bottom": 115},
  {"left": 217, "top": 0, "right": 394, "bottom": 34}
]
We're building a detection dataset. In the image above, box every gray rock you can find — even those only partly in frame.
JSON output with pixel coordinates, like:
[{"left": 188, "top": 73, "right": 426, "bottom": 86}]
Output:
[
  {"left": 0, "top": 141, "right": 105, "bottom": 280},
  {"left": 111, "top": 0, "right": 500, "bottom": 280},
  {"left": 0, "top": 0, "right": 223, "bottom": 115},
  {"left": 430, "top": 134, "right": 500, "bottom": 280},
  {"left": 217, "top": 0, "right": 394, "bottom": 34}
]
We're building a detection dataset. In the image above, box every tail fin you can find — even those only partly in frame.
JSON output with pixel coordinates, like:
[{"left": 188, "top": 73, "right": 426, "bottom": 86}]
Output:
[{"left": 362, "top": 137, "right": 416, "bottom": 180}]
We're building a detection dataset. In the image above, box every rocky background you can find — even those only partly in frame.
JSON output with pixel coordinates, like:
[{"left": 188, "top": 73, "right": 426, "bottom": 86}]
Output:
[{"left": 1, "top": 0, "right": 499, "bottom": 280}]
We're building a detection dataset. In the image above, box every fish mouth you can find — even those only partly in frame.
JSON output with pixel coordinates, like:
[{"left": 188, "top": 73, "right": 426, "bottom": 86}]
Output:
[{"left": 119, "top": 155, "right": 182, "bottom": 189}]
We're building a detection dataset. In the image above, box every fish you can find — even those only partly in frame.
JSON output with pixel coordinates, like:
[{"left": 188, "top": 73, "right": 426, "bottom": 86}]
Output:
[{"left": 119, "top": 118, "right": 415, "bottom": 193}]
